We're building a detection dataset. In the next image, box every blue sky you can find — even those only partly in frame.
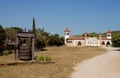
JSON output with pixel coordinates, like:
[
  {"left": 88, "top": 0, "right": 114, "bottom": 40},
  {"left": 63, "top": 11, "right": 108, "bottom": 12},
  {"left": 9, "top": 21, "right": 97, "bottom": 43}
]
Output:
[{"left": 0, "top": 0, "right": 120, "bottom": 36}]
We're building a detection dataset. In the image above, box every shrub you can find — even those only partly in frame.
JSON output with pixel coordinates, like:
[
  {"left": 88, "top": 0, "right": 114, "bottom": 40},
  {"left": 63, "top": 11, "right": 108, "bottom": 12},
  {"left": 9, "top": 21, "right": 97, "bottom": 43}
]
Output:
[
  {"left": 112, "top": 35, "right": 120, "bottom": 47},
  {"left": 35, "top": 55, "right": 52, "bottom": 61},
  {"left": 2, "top": 50, "right": 13, "bottom": 56},
  {"left": 3, "top": 50, "right": 9, "bottom": 55}
]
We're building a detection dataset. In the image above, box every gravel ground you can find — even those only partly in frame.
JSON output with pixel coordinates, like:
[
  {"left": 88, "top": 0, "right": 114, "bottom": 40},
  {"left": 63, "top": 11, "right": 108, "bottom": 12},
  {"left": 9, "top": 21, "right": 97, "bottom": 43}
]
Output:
[{"left": 71, "top": 47, "right": 120, "bottom": 78}]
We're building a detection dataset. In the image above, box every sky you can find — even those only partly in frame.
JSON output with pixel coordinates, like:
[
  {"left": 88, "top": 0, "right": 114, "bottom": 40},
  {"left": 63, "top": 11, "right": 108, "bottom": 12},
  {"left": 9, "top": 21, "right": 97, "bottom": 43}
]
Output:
[{"left": 0, "top": 0, "right": 120, "bottom": 36}]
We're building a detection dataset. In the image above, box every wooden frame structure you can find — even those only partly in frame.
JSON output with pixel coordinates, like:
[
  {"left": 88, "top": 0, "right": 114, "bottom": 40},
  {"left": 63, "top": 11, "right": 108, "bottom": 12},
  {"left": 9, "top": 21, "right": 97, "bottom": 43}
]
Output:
[{"left": 15, "top": 32, "right": 35, "bottom": 60}]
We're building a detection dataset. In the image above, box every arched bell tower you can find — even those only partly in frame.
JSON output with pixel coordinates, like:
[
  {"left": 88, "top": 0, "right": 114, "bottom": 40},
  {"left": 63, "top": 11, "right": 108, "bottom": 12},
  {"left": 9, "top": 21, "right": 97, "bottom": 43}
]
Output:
[
  {"left": 106, "top": 29, "right": 112, "bottom": 39},
  {"left": 64, "top": 28, "right": 70, "bottom": 44}
]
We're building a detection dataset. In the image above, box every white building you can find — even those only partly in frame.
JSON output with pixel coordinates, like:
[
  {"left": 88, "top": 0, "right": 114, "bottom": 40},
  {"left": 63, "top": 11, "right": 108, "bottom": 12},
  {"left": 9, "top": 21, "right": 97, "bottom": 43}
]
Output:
[{"left": 64, "top": 28, "right": 112, "bottom": 47}]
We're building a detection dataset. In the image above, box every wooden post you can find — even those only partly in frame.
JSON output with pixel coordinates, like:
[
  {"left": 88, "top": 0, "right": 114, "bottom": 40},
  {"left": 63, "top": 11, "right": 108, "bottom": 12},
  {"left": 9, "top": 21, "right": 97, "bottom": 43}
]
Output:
[
  {"left": 32, "top": 37, "right": 34, "bottom": 60},
  {"left": 15, "top": 37, "right": 19, "bottom": 60}
]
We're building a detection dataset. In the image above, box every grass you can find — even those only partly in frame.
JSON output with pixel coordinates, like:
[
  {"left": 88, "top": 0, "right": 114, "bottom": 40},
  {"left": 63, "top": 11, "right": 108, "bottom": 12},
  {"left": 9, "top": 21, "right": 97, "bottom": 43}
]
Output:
[{"left": 0, "top": 46, "right": 107, "bottom": 78}]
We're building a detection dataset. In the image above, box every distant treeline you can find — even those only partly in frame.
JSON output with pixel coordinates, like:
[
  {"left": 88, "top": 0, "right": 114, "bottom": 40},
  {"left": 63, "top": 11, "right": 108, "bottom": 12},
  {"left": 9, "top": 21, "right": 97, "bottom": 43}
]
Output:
[{"left": 0, "top": 24, "right": 64, "bottom": 55}]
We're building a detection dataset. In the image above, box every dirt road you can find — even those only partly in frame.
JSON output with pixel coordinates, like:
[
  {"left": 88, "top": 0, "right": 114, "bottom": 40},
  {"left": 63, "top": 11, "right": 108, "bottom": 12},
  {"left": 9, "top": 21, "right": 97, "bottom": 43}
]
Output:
[{"left": 71, "top": 47, "right": 120, "bottom": 78}]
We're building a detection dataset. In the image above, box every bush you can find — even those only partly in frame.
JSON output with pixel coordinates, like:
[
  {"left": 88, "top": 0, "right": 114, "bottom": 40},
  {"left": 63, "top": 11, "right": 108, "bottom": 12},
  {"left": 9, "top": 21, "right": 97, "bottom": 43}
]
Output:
[
  {"left": 35, "top": 55, "right": 52, "bottom": 61},
  {"left": 2, "top": 50, "right": 13, "bottom": 56},
  {"left": 112, "top": 35, "right": 120, "bottom": 47},
  {"left": 3, "top": 50, "right": 9, "bottom": 55}
]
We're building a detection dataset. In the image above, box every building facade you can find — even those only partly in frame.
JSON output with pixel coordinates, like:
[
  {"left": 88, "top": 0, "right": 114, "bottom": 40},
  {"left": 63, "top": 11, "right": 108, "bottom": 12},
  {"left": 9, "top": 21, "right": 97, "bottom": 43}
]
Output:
[{"left": 64, "top": 28, "right": 112, "bottom": 47}]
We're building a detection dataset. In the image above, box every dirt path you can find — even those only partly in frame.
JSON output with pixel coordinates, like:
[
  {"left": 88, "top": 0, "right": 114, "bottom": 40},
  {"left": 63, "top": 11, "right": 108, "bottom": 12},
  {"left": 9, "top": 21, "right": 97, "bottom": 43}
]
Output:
[{"left": 71, "top": 47, "right": 120, "bottom": 78}]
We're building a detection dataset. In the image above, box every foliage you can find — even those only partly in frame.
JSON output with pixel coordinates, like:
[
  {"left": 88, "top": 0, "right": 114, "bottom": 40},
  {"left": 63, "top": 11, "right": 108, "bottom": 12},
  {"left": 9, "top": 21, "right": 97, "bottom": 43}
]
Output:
[
  {"left": 0, "top": 25, "right": 6, "bottom": 45},
  {"left": 35, "top": 28, "right": 64, "bottom": 50},
  {"left": 4, "top": 26, "right": 64, "bottom": 51},
  {"left": 82, "top": 32, "right": 98, "bottom": 37},
  {"left": 5, "top": 28, "right": 17, "bottom": 41},
  {"left": 0, "top": 25, "right": 6, "bottom": 55},
  {"left": 88, "top": 32, "right": 98, "bottom": 37},
  {"left": 112, "top": 34, "right": 120, "bottom": 47},
  {"left": 3, "top": 50, "right": 12, "bottom": 56},
  {"left": 5, "top": 27, "right": 23, "bottom": 41},
  {"left": 10, "top": 27, "right": 23, "bottom": 33},
  {"left": 49, "top": 34, "right": 59, "bottom": 46},
  {"left": 48, "top": 34, "right": 64, "bottom": 47},
  {"left": 35, "top": 55, "right": 52, "bottom": 61},
  {"left": 4, "top": 27, "right": 23, "bottom": 50},
  {"left": 35, "top": 28, "right": 50, "bottom": 50},
  {"left": 111, "top": 30, "right": 120, "bottom": 38}
]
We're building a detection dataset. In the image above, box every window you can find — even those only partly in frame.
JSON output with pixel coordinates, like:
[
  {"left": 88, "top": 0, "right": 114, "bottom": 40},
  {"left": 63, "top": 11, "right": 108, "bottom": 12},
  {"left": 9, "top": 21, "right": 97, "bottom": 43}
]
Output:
[
  {"left": 67, "top": 33, "right": 69, "bottom": 35},
  {"left": 107, "top": 34, "right": 110, "bottom": 37},
  {"left": 67, "top": 40, "right": 72, "bottom": 43}
]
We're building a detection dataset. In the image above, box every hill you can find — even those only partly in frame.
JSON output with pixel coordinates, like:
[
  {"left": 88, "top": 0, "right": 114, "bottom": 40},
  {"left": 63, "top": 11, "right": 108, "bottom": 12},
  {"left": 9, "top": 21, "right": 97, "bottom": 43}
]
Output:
[
  {"left": 86, "top": 30, "right": 120, "bottom": 38},
  {"left": 102, "top": 30, "right": 120, "bottom": 38}
]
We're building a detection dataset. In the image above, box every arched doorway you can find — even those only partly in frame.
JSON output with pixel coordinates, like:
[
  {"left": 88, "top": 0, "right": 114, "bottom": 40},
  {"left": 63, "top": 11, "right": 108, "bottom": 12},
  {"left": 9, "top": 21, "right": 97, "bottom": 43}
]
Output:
[
  {"left": 78, "top": 41, "right": 82, "bottom": 46},
  {"left": 106, "top": 41, "right": 110, "bottom": 46},
  {"left": 101, "top": 41, "right": 105, "bottom": 45}
]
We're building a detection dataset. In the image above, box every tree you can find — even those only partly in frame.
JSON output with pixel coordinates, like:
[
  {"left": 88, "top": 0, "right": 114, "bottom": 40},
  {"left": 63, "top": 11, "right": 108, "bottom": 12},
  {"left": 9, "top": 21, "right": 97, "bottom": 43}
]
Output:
[
  {"left": 32, "top": 17, "right": 36, "bottom": 35},
  {"left": 4, "top": 27, "right": 23, "bottom": 51},
  {"left": 59, "top": 36, "right": 64, "bottom": 46},
  {"left": 10, "top": 27, "right": 23, "bottom": 33},
  {"left": 5, "top": 27, "right": 23, "bottom": 42},
  {"left": 48, "top": 34, "right": 64, "bottom": 47},
  {"left": 36, "top": 32, "right": 46, "bottom": 50},
  {"left": 88, "top": 32, "right": 98, "bottom": 37},
  {"left": 81, "top": 32, "right": 98, "bottom": 37},
  {"left": 112, "top": 34, "right": 120, "bottom": 47},
  {"left": 35, "top": 28, "right": 50, "bottom": 50},
  {"left": 0, "top": 25, "right": 6, "bottom": 55},
  {"left": 49, "top": 34, "right": 59, "bottom": 46}
]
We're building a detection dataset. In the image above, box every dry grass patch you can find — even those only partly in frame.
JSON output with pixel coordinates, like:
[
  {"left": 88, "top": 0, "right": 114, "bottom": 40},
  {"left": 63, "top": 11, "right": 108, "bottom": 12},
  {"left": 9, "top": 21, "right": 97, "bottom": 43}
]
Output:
[{"left": 0, "top": 46, "right": 107, "bottom": 78}]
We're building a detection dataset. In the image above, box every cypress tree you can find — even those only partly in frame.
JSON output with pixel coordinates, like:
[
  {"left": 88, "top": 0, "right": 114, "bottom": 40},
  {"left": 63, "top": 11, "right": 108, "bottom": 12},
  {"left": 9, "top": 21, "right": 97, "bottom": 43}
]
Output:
[{"left": 32, "top": 17, "right": 36, "bottom": 34}]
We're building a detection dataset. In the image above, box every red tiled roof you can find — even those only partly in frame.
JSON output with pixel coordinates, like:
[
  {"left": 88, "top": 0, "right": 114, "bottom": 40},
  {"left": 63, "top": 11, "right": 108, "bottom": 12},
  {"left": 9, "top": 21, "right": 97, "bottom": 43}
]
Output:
[
  {"left": 102, "top": 38, "right": 111, "bottom": 40},
  {"left": 84, "top": 32, "right": 88, "bottom": 34},
  {"left": 65, "top": 28, "right": 70, "bottom": 32},
  {"left": 67, "top": 36, "right": 85, "bottom": 40},
  {"left": 107, "top": 29, "right": 111, "bottom": 33}
]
